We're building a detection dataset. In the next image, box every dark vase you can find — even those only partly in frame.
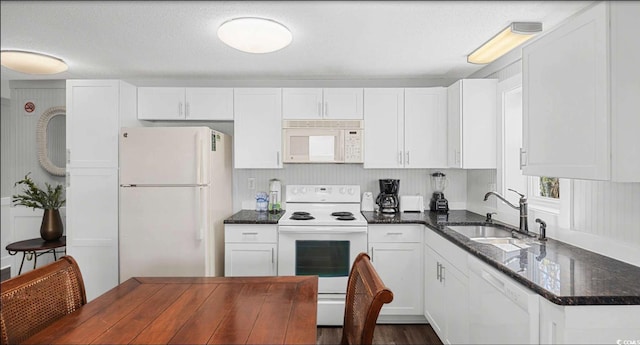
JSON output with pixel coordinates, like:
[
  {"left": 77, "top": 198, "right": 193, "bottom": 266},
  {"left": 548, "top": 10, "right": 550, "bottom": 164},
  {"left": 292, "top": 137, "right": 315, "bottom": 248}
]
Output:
[{"left": 41, "top": 208, "right": 63, "bottom": 241}]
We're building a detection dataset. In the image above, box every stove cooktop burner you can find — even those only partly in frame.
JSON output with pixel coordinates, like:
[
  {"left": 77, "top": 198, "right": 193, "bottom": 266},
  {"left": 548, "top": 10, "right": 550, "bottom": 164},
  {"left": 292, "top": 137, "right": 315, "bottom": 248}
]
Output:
[
  {"left": 331, "top": 211, "right": 354, "bottom": 217},
  {"left": 290, "top": 214, "right": 315, "bottom": 220},
  {"left": 292, "top": 211, "right": 311, "bottom": 216},
  {"left": 336, "top": 216, "right": 356, "bottom": 221}
]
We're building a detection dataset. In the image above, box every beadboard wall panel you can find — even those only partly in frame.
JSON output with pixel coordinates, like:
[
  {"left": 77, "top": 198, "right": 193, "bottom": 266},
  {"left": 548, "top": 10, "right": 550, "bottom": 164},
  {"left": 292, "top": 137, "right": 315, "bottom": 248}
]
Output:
[
  {"left": 466, "top": 169, "right": 498, "bottom": 215},
  {"left": 233, "top": 165, "right": 467, "bottom": 212},
  {"left": 1, "top": 98, "right": 11, "bottom": 197},
  {"left": 8, "top": 84, "right": 66, "bottom": 196},
  {"left": 573, "top": 180, "right": 640, "bottom": 245}
]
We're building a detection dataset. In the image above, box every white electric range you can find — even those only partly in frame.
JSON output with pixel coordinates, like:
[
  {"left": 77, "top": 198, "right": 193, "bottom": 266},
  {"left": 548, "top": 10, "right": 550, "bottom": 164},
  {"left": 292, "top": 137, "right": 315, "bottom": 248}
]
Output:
[{"left": 277, "top": 185, "right": 367, "bottom": 326}]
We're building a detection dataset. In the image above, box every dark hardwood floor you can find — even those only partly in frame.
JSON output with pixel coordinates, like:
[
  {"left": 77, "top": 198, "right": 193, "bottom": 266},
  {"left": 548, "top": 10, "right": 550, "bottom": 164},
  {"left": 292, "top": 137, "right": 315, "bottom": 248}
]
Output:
[{"left": 317, "top": 324, "right": 443, "bottom": 345}]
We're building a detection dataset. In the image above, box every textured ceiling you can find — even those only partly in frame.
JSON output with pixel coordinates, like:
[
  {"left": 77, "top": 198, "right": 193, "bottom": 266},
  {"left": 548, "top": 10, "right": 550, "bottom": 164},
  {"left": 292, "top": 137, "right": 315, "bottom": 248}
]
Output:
[{"left": 1, "top": 1, "right": 593, "bottom": 82}]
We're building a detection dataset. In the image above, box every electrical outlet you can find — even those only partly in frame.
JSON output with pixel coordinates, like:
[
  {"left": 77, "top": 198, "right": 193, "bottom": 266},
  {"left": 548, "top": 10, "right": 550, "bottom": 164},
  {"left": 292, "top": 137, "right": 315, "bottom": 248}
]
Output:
[{"left": 248, "top": 178, "right": 256, "bottom": 190}]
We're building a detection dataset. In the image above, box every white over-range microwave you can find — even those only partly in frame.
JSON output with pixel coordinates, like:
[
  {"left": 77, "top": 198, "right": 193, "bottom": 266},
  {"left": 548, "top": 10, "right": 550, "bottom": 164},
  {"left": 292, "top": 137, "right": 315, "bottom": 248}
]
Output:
[{"left": 282, "top": 119, "right": 364, "bottom": 163}]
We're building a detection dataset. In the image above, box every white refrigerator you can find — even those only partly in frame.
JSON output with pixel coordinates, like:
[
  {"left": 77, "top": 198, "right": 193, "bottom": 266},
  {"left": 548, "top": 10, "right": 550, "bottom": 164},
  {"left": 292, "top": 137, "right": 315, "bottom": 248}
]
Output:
[{"left": 119, "top": 126, "right": 232, "bottom": 282}]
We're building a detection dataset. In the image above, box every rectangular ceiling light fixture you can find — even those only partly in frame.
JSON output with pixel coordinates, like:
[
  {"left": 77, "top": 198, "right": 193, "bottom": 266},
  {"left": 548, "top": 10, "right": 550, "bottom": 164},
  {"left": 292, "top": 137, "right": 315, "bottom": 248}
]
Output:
[{"left": 467, "top": 22, "right": 542, "bottom": 64}]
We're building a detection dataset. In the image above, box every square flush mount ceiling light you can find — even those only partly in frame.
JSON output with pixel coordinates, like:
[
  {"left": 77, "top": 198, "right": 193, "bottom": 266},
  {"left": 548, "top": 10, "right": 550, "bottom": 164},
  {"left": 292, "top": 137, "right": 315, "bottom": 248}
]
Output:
[
  {"left": 217, "top": 17, "right": 292, "bottom": 54},
  {"left": 467, "top": 22, "right": 542, "bottom": 64},
  {"left": 0, "top": 50, "right": 68, "bottom": 74}
]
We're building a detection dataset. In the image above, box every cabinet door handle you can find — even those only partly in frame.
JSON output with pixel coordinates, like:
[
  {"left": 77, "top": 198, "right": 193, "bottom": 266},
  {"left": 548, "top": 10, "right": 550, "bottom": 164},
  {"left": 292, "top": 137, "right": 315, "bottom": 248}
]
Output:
[
  {"left": 276, "top": 151, "right": 281, "bottom": 166},
  {"left": 406, "top": 151, "right": 410, "bottom": 165},
  {"left": 318, "top": 102, "right": 322, "bottom": 117},
  {"left": 370, "top": 247, "right": 374, "bottom": 262},
  {"left": 440, "top": 265, "right": 445, "bottom": 283},
  {"left": 436, "top": 262, "right": 441, "bottom": 281},
  {"left": 456, "top": 150, "right": 461, "bottom": 165},
  {"left": 241, "top": 232, "right": 259, "bottom": 235},
  {"left": 386, "top": 232, "right": 403, "bottom": 235},
  {"left": 398, "top": 151, "right": 403, "bottom": 165},
  {"left": 178, "top": 102, "right": 183, "bottom": 117},
  {"left": 271, "top": 248, "right": 275, "bottom": 263},
  {"left": 324, "top": 101, "right": 328, "bottom": 117},
  {"left": 186, "top": 102, "right": 190, "bottom": 118}
]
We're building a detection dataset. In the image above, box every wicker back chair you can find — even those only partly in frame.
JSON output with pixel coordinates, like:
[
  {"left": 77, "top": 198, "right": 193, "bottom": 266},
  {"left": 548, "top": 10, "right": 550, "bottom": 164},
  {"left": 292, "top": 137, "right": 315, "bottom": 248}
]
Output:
[
  {"left": 341, "top": 252, "right": 393, "bottom": 345},
  {"left": 1, "top": 255, "right": 86, "bottom": 345}
]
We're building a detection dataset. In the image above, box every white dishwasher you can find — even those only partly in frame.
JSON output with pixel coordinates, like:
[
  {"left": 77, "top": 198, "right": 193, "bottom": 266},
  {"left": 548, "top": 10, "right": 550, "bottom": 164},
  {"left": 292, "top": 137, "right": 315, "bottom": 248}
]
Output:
[{"left": 468, "top": 255, "right": 539, "bottom": 344}]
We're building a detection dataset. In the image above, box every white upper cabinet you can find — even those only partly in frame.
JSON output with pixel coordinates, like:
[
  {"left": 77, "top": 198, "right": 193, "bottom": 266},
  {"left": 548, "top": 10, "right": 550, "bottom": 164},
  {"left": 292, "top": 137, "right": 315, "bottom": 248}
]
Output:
[
  {"left": 185, "top": 88, "right": 234, "bottom": 120},
  {"left": 283, "top": 88, "right": 363, "bottom": 119},
  {"left": 522, "top": 1, "right": 640, "bottom": 182},
  {"left": 364, "top": 88, "right": 404, "bottom": 168},
  {"left": 67, "top": 80, "right": 123, "bottom": 169},
  {"left": 233, "top": 88, "right": 283, "bottom": 169},
  {"left": 447, "top": 79, "right": 497, "bottom": 169},
  {"left": 137, "top": 87, "right": 234, "bottom": 120},
  {"left": 405, "top": 88, "right": 448, "bottom": 168},
  {"left": 364, "top": 88, "right": 447, "bottom": 169}
]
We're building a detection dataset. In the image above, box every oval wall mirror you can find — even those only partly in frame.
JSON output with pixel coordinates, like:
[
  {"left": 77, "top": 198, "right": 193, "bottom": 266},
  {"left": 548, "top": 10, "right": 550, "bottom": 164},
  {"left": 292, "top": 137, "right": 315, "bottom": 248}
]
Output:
[{"left": 37, "top": 106, "right": 66, "bottom": 176}]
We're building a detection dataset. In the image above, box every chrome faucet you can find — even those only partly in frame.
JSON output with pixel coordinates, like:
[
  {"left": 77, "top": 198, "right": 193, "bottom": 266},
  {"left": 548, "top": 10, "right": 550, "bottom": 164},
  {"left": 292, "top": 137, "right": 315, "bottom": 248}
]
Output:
[{"left": 483, "top": 189, "right": 528, "bottom": 234}]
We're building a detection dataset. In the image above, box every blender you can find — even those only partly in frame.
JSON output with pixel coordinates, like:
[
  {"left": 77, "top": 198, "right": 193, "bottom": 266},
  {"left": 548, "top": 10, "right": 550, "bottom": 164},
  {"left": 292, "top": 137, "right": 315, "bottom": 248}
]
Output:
[
  {"left": 429, "top": 171, "right": 449, "bottom": 212},
  {"left": 268, "top": 178, "right": 282, "bottom": 213}
]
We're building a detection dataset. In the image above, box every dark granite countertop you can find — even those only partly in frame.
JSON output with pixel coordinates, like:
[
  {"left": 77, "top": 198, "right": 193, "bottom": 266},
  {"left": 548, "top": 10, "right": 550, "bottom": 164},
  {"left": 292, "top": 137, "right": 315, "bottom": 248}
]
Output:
[
  {"left": 364, "top": 210, "right": 640, "bottom": 306},
  {"left": 223, "top": 210, "right": 285, "bottom": 224}
]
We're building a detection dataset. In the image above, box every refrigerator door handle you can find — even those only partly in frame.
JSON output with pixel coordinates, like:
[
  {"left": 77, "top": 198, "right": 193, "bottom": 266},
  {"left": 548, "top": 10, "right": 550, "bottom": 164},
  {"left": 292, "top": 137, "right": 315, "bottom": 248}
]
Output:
[
  {"left": 196, "top": 132, "right": 202, "bottom": 184},
  {"left": 197, "top": 186, "right": 206, "bottom": 241}
]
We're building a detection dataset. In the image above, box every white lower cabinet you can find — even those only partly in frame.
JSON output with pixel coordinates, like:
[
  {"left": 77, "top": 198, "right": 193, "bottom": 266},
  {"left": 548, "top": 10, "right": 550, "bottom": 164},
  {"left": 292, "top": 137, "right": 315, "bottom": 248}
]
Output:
[
  {"left": 224, "top": 224, "right": 277, "bottom": 277},
  {"left": 539, "top": 298, "right": 640, "bottom": 344},
  {"left": 368, "top": 225, "right": 424, "bottom": 321},
  {"left": 424, "top": 230, "right": 469, "bottom": 344}
]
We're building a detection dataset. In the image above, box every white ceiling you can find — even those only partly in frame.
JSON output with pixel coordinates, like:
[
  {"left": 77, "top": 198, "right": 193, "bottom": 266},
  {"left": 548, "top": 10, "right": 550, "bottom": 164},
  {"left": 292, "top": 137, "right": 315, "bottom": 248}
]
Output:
[{"left": 1, "top": 1, "right": 593, "bottom": 83}]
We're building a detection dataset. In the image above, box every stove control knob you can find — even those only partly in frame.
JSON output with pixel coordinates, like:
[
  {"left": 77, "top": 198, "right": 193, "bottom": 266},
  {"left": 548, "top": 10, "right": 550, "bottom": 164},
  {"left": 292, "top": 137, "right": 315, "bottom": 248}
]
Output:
[
  {"left": 347, "top": 187, "right": 355, "bottom": 195},
  {"left": 339, "top": 187, "right": 346, "bottom": 194}
]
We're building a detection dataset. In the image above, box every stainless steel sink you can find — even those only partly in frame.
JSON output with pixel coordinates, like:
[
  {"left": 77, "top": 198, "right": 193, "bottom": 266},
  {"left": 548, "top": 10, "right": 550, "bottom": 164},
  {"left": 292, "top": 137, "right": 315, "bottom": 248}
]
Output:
[
  {"left": 446, "top": 225, "right": 541, "bottom": 252},
  {"left": 472, "top": 237, "right": 530, "bottom": 246},
  {"left": 446, "top": 225, "right": 514, "bottom": 239}
]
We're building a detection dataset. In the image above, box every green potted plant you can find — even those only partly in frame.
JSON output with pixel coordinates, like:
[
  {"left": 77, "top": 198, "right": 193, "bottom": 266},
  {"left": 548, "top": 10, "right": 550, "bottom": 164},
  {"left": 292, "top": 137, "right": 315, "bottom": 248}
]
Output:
[{"left": 12, "top": 173, "right": 66, "bottom": 241}]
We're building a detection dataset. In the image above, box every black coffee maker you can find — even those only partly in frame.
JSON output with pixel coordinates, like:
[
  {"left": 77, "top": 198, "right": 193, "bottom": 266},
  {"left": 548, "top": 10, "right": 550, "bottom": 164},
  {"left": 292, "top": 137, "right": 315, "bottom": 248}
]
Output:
[{"left": 376, "top": 179, "right": 400, "bottom": 214}]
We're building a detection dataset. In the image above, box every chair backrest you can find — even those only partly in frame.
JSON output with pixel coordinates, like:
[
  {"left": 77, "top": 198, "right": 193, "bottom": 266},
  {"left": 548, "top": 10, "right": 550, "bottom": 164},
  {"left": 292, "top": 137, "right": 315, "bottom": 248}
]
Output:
[
  {"left": 341, "top": 252, "right": 393, "bottom": 345},
  {"left": 1, "top": 255, "right": 86, "bottom": 345}
]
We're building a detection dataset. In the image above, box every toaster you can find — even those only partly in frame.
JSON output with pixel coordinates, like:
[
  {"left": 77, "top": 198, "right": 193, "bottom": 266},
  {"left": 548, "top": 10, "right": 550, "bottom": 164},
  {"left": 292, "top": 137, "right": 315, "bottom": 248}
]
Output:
[{"left": 400, "top": 195, "right": 424, "bottom": 213}]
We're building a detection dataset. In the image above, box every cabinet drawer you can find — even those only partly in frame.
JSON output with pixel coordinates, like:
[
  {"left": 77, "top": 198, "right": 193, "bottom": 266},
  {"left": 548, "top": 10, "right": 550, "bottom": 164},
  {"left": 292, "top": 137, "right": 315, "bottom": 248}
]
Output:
[
  {"left": 425, "top": 228, "right": 468, "bottom": 276},
  {"left": 225, "top": 225, "right": 277, "bottom": 243},
  {"left": 369, "top": 224, "right": 423, "bottom": 243}
]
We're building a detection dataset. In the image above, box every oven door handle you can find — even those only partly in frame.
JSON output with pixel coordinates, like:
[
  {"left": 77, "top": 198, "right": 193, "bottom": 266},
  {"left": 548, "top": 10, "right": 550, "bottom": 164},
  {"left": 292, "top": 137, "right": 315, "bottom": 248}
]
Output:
[{"left": 278, "top": 227, "right": 367, "bottom": 234}]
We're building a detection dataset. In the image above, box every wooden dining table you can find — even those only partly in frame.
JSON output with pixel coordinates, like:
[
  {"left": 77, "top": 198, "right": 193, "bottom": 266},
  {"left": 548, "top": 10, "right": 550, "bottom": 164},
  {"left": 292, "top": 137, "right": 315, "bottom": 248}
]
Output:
[{"left": 21, "top": 275, "right": 318, "bottom": 345}]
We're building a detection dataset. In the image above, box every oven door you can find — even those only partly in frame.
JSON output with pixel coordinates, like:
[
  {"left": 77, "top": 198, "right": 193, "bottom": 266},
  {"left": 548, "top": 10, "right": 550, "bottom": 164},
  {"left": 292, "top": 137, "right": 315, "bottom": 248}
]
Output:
[{"left": 278, "top": 226, "right": 367, "bottom": 293}]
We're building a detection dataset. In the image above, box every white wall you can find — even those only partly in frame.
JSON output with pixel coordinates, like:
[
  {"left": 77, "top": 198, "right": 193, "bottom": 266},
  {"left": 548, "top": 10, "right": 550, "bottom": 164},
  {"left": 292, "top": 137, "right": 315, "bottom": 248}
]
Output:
[
  {"left": 5, "top": 80, "right": 66, "bottom": 194},
  {"left": 1, "top": 98, "right": 11, "bottom": 197}
]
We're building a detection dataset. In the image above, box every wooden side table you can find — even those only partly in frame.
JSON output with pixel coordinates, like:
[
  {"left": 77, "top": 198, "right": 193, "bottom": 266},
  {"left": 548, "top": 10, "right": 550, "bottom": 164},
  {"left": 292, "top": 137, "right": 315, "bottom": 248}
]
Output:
[{"left": 6, "top": 236, "right": 67, "bottom": 275}]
